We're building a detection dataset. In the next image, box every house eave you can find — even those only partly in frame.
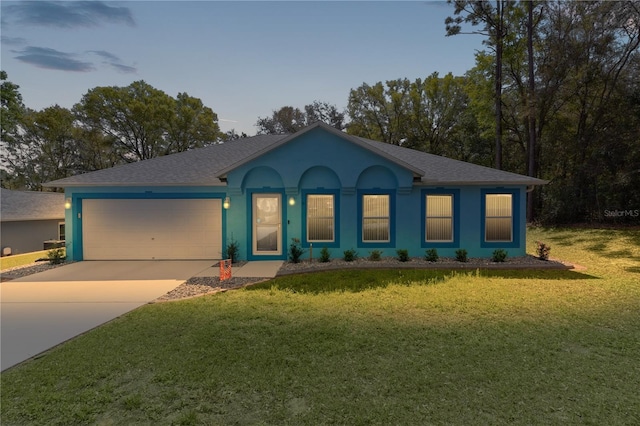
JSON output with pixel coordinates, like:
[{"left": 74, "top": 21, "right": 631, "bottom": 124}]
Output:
[
  {"left": 42, "top": 181, "right": 228, "bottom": 189},
  {"left": 1, "top": 216, "right": 65, "bottom": 223},
  {"left": 417, "top": 179, "right": 549, "bottom": 186}
]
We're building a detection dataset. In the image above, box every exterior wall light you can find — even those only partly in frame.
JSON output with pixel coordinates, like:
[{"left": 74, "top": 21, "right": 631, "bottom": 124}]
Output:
[
  {"left": 288, "top": 196, "right": 296, "bottom": 206},
  {"left": 65, "top": 197, "right": 72, "bottom": 209},
  {"left": 223, "top": 196, "right": 230, "bottom": 209}
]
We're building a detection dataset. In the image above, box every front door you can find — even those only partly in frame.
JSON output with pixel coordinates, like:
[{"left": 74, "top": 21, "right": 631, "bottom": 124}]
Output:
[{"left": 252, "top": 193, "right": 282, "bottom": 256}]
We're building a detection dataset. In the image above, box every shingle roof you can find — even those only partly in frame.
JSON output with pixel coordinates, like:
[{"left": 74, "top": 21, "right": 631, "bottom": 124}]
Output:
[
  {"left": 1, "top": 188, "right": 65, "bottom": 222},
  {"left": 44, "top": 122, "right": 546, "bottom": 188},
  {"left": 354, "top": 136, "right": 547, "bottom": 185}
]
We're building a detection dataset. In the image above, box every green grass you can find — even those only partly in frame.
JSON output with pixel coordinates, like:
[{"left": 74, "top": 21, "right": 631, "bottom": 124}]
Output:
[
  {"left": 2, "top": 227, "right": 639, "bottom": 425},
  {"left": 0, "top": 250, "right": 50, "bottom": 270}
]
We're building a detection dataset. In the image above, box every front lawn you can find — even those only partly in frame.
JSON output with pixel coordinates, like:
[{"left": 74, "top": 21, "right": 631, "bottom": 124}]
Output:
[{"left": 1, "top": 227, "right": 639, "bottom": 425}]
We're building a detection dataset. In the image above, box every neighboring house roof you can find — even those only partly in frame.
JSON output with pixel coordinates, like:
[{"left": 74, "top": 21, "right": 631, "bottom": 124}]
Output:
[
  {"left": 44, "top": 122, "right": 547, "bottom": 188},
  {"left": 1, "top": 188, "right": 65, "bottom": 222}
]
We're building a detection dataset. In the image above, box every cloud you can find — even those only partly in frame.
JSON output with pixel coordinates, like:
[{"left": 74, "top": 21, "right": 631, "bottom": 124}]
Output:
[
  {"left": 11, "top": 46, "right": 137, "bottom": 74},
  {"left": 3, "top": 1, "right": 135, "bottom": 28},
  {"left": 109, "top": 63, "right": 137, "bottom": 74},
  {"left": 1, "top": 36, "right": 27, "bottom": 46},
  {"left": 13, "top": 47, "right": 95, "bottom": 72},
  {"left": 89, "top": 50, "right": 120, "bottom": 62},
  {"left": 88, "top": 50, "right": 137, "bottom": 74}
]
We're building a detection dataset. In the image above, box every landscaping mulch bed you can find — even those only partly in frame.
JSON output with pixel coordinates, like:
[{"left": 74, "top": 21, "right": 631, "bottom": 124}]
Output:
[
  {"left": 0, "top": 261, "right": 69, "bottom": 282},
  {"left": 277, "top": 254, "right": 570, "bottom": 275},
  {"left": 154, "top": 276, "right": 269, "bottom": 302}
]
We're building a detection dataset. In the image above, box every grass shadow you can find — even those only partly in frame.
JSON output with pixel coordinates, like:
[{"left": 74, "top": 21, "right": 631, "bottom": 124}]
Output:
[
  {"left": 248, "top": 269, "right": 598, "bottom": 294},
  {"left": 248, "top": 270, "right": 452, "bottom": 294},
  {"left": 477, "top": 269, "right": 598, "bottom": 280},
  {"left": 534, "top": 227, "right": 639, "bottom": 261},
  {"left": 624, "top": 266, "right": 640, "bottom": 274}
]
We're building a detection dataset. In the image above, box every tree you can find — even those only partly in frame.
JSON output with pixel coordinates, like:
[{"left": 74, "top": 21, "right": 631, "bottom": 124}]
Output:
[
  {"left": 1, "top": 71, "right": 26, "bottom": 188},
  {"left": 256, "top": 101, "right": 345, "bottom": 134},
  {"left": 408, "top": 72, "right": 470, "bottom": 156},
  {"left": 256, "top": 106, "right": 307, "bottom": 134},
  {"left": 220, "top": 129, "right": 249, "bottom": 142},
  {"left": 446, "top": 0, "right": 517, "bottom": 169},
  {"left": 525, "top": 0, "right": 538, "bottom": 221},
  {"left": 74, "top": 81, "right": 175, "bottom": 162},
  {"left": 165, "top": 92, "right": 221, "bottom": 154},
  {"left": 0, "top": 71, "right": 24, "bottom": 147},
  {"left": 1, "top": 71, "right": 27, "bottom": 188},
  {"left": 346, "top": 75, "right": 481, "bottom": 162},
  {"left": 2, "top": 105, "right": 78, "bottom": 190},
  {"left": 346, "top": 80, "right": 412, "bottom": 145},
  {"left": 74, "top": 81, "right": 221, "bottom": 162},
  {"left": 304, "top": 101, "right": 346, "bottom": 131},
  {"left": 534, "top": 0, "right": 640, "bottom": 222}
]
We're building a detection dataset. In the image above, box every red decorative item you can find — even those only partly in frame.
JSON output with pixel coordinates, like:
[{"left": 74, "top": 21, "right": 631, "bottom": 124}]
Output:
[{"left": 219, "top": 259, "right": 232, "bottom": 281}]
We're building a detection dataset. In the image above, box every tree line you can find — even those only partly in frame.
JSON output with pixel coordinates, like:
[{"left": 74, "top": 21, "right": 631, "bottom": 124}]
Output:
[
  {"left": 1, "top": 78, "right": 223, "bottom": 190},
  {"left": 2, "top": 0, "right": 639, "bottom": 224}
]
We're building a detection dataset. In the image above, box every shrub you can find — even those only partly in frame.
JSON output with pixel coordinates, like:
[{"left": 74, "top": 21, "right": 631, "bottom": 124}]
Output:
[
  {"left": 425, "top": 248, "right": 439, "bottom": 262},
  {"left": 396, "top": 249, "right": 409, "bottom": 262},
  {"left": 536, "top": 241, "right": 551, "bottom": 260},
  {"left": 47, "top": 248, "right": 65, "bottom": 265},
  {"left": 288, "top": 238, "right": 305, "bottom": 263},
  {"left": 492, "top": 249, "right": 508, "bottom": 262},
  {"left": 343, "top": 249, "right": 358, "bottom": 262},
  {"left": 455, "top": 248, "right": 468, "bottom": 262},
  {"left": 319, "top": 247, "right": 331, "bottom": 263},
  {"left": 368, "top": 249, "right": 382, "bottom": 261},
  {"left": 223, "top": 238, "right": 240, "bottom": 263}
]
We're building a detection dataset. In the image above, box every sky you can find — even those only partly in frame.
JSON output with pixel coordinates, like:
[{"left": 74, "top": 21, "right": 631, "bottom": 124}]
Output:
[{"left": 1, "top": 1, "right": 486, "bottom": 135}]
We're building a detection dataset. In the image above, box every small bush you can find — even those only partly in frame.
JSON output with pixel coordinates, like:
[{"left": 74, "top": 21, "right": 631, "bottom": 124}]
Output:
[
  {"left": 455, "top": 248, "right": 468, "bottom": 262},
  {"left": 425, "top": 248, "right": 439, "bottom": 262},
  {"left": 396, "top": 249, "right": 409, "bottom": 262},
  {"left": 343, "top": 249, "right": 358, "bottom": 262},
  {"left": 536, "top": 241, "right": 551, "bottom": 260},
  {"left": 47, "top": 248, "right": 65, "bottom": 265},
  {"left": 288, "top": 238, "right": 306, "bottom": 263},
  {"left": 223, "top": 238, "right": 240, "bottom": 263},
  {"left": 492, "top": 249, "right": 508, "bottom": 262},
  {"left": 368, "top": 249, "right": 382, "bottom": 261},
  {"left": 319, "top": 247, "right": 331, "bottom": 263}
]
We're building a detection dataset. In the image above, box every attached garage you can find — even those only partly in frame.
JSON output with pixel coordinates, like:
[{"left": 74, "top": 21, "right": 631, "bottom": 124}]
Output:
[{"left": 82, "top": 198, "right": 222, "bottom": 260}]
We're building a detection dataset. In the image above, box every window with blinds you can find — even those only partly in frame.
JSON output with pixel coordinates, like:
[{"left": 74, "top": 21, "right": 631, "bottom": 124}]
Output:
[
  {"left": 362, "top": 195, "right": 389, "bottom": 242},
  {"left": 307, "top": 194, "right": 334, "bottom": 242},
  {"left": 485, "top": 194, "right": 513, "bottom": 242},
  {"left": 426, "top": 194, "right": 453, "bottom": 242}
]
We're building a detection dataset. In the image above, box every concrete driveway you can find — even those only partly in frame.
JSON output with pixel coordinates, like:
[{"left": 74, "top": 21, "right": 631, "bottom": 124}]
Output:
[{"left": 1, "top": 260, "right": 213, "bottom": 371}]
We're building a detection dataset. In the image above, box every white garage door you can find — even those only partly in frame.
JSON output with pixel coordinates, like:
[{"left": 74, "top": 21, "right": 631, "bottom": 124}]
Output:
[{"left": 82, "top": 199, "right": 222, "bottom": 260}]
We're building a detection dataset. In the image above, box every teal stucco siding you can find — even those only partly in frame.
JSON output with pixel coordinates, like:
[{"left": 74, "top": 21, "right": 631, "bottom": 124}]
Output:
[{"left": 221, "top": 127, "right": 529, "bottom": 260}]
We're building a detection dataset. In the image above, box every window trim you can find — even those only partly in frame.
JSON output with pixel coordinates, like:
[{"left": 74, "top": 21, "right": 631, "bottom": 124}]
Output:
[
  {"left": 58, "top": 222, "right": 66, "bottom": 241},
  {"left": 421, "top": 189, "right": 460, "bottom": 248},
  {"left": 481, "top": 189, "right": 520, "bottom": 248},
  {"left": 357, "top": 190, "right": 395, "bottom": 248},
  {"left": 301, "top": 189, "right": 340, "bottom": 248}
]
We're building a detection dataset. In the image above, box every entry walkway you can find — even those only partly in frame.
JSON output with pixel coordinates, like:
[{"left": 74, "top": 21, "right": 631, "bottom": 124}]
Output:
[{"left": 193, "top": 261, "right": 283, "bottom": 278}]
